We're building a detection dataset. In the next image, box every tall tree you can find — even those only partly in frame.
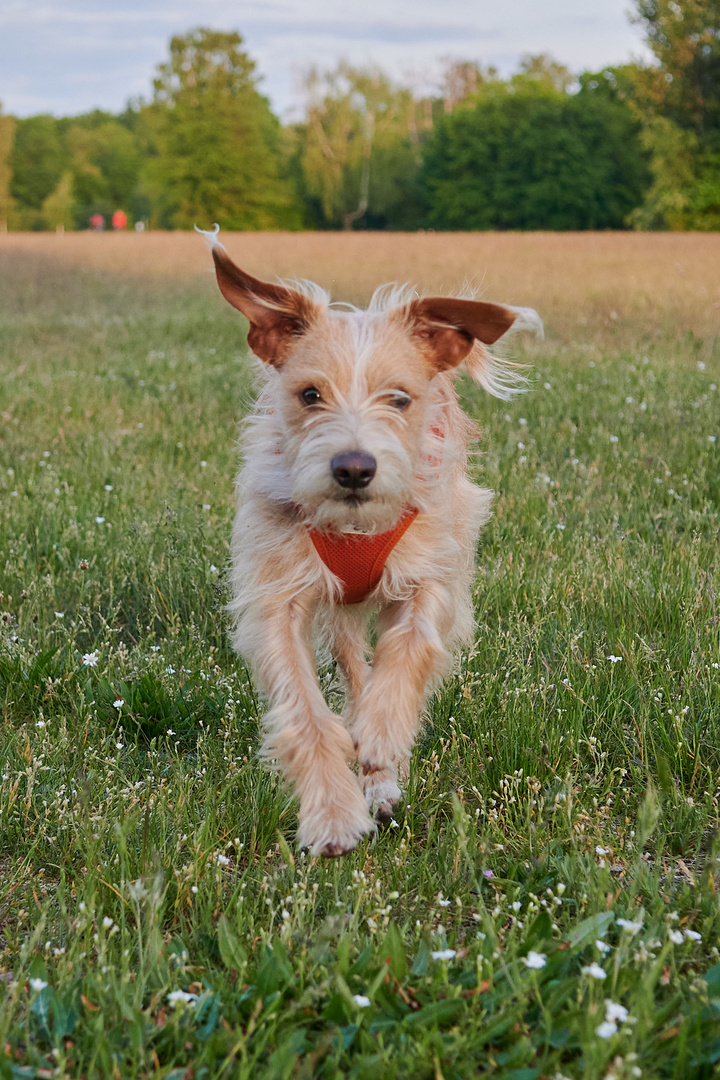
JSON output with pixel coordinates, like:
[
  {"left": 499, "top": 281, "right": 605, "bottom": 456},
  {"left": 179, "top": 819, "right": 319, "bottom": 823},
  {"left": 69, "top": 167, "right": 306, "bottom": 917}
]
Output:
[
  {"left": 419, "top": 82, "right": 649, "bottom": 230},
  {"left": 300, "top": 64, "right": 425, "bottom": 229},
  {"left": 0, "top": 105, "right": 15, "bottom": 232},
  {"left": 630, "top": 0, "right": 720, "bottom": 227},
  {"left": 41, "top": 172, "right": 75, "bottom": 232},
  {"left": 66, "top": 119, "right": 141, "bottom": 225},
  {"left": 632, "top": 0, "right": 720, "bottom": 137},
  {"left": 9, "top": 115, "right": 65, "bottom": 220},
  {"left": 140, "top": 28, "right": 299, "bottom": 229}
]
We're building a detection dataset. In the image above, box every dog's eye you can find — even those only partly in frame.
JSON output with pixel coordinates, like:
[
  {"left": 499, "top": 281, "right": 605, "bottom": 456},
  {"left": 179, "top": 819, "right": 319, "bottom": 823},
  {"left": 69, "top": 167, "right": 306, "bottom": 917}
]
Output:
[
  {"left": 389, "top": 391, "right": 412, "bottom": 410},
  {"left": 300, "top": 387, "right": 323, "bottom": 406}
]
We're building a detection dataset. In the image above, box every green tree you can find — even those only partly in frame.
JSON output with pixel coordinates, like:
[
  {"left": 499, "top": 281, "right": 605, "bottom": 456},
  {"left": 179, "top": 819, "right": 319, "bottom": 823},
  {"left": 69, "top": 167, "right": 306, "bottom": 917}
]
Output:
[
  {"left": 630, "top": 0, "right": 720, "bottom": 227},
  {"left": 515, "top": 53, "right": 575, "bottom": 93},
  {"left": 632, "top": 0, "right": 720, "bottom": 138},
  {"left": 0, "top": 105, "right": 15, "bottom": 232},
  {"left": 9, "top": 115, "right": 65, "bottom": 224},
  {"left": 41, "top": 172, "right": 75, "bottom": 232},
  {"left": 140, "top": 28, "right": 299, "bottom": 229},
  {"left": 66, "top": 118, "right": 141, "bottom": 226},
  {"left": 300, "top": 64, "right": 425, "bottom": 229},
  {"left": 629, "top": 114, "right": 698, "bottom": 228},
  {"left": 419, "top": 84, "right": 649, "bottom": 230}
]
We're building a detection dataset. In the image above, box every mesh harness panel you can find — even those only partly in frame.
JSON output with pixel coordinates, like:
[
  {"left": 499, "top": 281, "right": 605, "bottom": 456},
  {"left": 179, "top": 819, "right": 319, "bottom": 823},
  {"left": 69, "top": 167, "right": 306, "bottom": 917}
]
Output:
[{"left": 307, "top": 508, "right": 419, "bottom": 605}]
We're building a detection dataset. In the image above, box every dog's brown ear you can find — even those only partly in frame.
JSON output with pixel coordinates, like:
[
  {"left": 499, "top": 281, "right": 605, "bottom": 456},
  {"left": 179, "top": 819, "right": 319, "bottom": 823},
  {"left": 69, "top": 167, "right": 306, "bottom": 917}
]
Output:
[
  {"left": 406, "top": 297, "right": 517, "bottom": 371},
  {"left": 210, "top": 244, "right": 318, "bottom": 367}
]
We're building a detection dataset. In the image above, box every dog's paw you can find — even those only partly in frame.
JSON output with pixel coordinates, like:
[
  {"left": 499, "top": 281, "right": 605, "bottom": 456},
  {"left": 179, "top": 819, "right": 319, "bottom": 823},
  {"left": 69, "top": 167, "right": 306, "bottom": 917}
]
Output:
[
  {"left": 363, "top": 767, "right": 403, "bottom": 824},
  {"left": 298, "top": 813, "right": 375, "bottom": 857},
  {"left": 297, "top": 783, "right": 376, "bottom": 857}
]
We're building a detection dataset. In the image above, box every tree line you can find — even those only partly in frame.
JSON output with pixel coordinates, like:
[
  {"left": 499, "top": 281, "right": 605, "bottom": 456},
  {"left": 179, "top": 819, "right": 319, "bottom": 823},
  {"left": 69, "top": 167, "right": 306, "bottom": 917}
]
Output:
[{"left": 1, "top": 2, "right": 718, "bottom": 233}]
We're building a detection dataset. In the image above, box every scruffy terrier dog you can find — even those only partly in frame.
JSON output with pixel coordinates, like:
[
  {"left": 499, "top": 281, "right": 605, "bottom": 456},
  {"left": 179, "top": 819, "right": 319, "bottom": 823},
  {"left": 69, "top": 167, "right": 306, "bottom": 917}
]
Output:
[{"left": 200, "top": 229, "right": 540, "bottom": 856}]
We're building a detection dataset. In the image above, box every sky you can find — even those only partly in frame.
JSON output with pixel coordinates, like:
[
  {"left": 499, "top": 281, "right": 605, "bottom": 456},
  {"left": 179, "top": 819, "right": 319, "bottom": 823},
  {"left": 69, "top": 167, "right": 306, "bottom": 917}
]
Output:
[{"left": 1, "top": 0, "right": 652, "bottom": 120}]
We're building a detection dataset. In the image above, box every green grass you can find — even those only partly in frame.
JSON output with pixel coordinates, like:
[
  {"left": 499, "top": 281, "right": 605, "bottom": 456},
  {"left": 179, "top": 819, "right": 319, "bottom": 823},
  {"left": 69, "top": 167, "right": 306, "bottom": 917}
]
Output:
[{"left": 1, "top": 254, "right": 719, "bottom": 1080}]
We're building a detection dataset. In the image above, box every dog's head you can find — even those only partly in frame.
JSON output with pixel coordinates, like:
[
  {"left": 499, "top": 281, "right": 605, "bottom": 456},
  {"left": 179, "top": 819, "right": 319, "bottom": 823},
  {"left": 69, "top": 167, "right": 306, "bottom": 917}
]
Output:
[{"left": 205, "top": 235, "right": 532, "bottom": 533}]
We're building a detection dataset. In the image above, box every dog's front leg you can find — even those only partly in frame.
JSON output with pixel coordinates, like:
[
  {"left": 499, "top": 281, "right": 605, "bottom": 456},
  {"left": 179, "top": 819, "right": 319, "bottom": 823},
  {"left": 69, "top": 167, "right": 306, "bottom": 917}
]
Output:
[
  {"left": 352, "top": 584, "right": 454, "bottom": 820},
  {"left": 248, "top": 592, "right": 374, "bottom": 856}
]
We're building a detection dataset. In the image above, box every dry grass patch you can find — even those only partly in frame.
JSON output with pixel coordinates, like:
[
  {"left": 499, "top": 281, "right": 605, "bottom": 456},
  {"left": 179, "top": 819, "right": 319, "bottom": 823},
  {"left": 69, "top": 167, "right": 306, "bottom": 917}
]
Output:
[{"left": 2, "top": 230, "right": 720, "bottom": 345}]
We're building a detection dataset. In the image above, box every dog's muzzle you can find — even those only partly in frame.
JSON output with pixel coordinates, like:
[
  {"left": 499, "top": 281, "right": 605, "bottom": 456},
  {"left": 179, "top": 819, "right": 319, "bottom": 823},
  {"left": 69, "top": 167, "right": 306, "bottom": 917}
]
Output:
[{"left": 331, "top": 451, "right": 377, "bottom": 491}]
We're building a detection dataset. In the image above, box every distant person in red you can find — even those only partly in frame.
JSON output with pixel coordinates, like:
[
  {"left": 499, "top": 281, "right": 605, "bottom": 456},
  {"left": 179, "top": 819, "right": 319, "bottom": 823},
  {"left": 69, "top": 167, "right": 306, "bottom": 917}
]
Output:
[
  {"left": 112, "top": 209, "right": 128, "bottom": 231},
  {"left": 89, "top": 213, "right": 105, "bottom": 231}
]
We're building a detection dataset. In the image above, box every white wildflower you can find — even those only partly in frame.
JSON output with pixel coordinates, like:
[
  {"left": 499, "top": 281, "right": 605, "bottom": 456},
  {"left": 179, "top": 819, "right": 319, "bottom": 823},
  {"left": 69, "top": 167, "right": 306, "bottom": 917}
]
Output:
[
  {"left": 669, "top": 929, "right": 684, "bottom": 945},
  {"left": 596, "top": 1020, "right": 618, "bottom": 1039},
  {"left": 128, "top": 880, "right": 147, "bottom": 902},
  {"left": 352, "top": 994, "right": 371, "bottom": 1007},
  {"left": 82, "top": 651, "right": 99, "bottom": 667},
  {"left": 95, "top": 517, "right": 105, "bottom": 524},
  {"left": 684, "top": 929, "right": 702, "bottom": 942},
  {"left": 617, "top": 918, "right": 643, "bottom": 934},
  {"left": 113, "top": 699, "right": 124, "bottom": 710},
  {"left": 29, "top": 978, "right": 48, "bottom": 992},
  {"left": 431, "top": 949, "right": 456, "bottom": 961},
  {"left": 607, "top": 655, "right": 623, "bottom": 663},
  {"left": 582, "top": 962, "right": 607, "bottom": 980},
  {"left": 523, "top": 951, "right": 547, "bottom": 970},
  {"left": 596, "top": 939, "right": 611, "bottom": 954},
  {"left": 167, "top": 990, "right": 198, "bottom": 1008},
  {"left": 605, "top": 1000, "right": 629, "bottom": 1023},
  {"left": 102, "top": 917, "right": 114, "bottom": 929}
]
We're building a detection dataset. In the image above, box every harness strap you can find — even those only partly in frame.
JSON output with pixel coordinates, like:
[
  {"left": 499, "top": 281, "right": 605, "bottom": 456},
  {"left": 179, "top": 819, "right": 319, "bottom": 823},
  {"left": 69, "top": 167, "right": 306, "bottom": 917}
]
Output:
[{"left": 308, "top": 507, "right": 419, "bottom": 605}]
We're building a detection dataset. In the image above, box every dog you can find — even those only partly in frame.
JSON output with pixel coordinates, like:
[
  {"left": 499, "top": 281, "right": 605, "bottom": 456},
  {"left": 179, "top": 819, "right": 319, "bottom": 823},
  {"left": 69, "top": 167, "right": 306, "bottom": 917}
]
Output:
[{"left": 199, "top": 227, "right": 540, "bottom": 856}]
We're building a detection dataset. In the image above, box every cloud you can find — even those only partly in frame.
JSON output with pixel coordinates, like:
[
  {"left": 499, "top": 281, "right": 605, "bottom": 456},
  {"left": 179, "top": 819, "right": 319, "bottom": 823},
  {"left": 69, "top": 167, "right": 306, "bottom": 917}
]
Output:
[{"left": 0, "top": 0, "right": 651, "bottom": 118}]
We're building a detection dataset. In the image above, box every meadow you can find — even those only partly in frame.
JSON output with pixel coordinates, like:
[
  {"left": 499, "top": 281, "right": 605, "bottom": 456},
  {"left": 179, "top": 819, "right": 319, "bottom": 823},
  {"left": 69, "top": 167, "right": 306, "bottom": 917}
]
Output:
[{"left": 0, "top": 231, "right": 719, "bottom": 1080}]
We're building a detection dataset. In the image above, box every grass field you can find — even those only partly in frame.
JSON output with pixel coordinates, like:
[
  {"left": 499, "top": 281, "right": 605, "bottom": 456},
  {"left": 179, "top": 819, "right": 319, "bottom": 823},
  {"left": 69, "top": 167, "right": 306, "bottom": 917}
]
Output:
[{"left": 1, "top": 232, "right": 719, "bottom": 1080}]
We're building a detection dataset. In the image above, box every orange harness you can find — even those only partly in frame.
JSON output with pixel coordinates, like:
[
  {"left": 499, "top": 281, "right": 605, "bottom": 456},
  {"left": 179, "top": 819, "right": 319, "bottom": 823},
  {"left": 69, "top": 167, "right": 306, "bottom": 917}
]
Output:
[
  {"left": 307, "top": 508, "right": 419, "bottom": 605},
  {"left": 306, "top": 424, "right": 445, "bottom": 605}
]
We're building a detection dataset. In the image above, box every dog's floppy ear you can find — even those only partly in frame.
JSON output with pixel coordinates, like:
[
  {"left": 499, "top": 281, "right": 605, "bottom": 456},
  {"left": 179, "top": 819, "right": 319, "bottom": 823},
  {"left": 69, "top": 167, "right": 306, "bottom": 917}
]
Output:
[
  {"left": 406, "top": 297, "right": 517, "bottom": 371},
  {"left": 200, "top": 231, "right": 318, "bottom": 366}
]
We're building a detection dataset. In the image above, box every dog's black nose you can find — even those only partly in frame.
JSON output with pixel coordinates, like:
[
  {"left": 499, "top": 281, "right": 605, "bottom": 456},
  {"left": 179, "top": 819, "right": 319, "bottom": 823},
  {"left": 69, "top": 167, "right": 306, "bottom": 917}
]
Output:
[{"left": 331, "top": 451, "right": 377, "bottom": 490}]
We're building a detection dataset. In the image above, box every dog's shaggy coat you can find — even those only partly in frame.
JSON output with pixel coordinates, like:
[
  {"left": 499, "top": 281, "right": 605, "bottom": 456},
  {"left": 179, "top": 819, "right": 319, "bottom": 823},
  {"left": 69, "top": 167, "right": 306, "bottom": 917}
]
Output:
[{"left": 201, "top": 229, "right": 540, "bottom": 856}]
